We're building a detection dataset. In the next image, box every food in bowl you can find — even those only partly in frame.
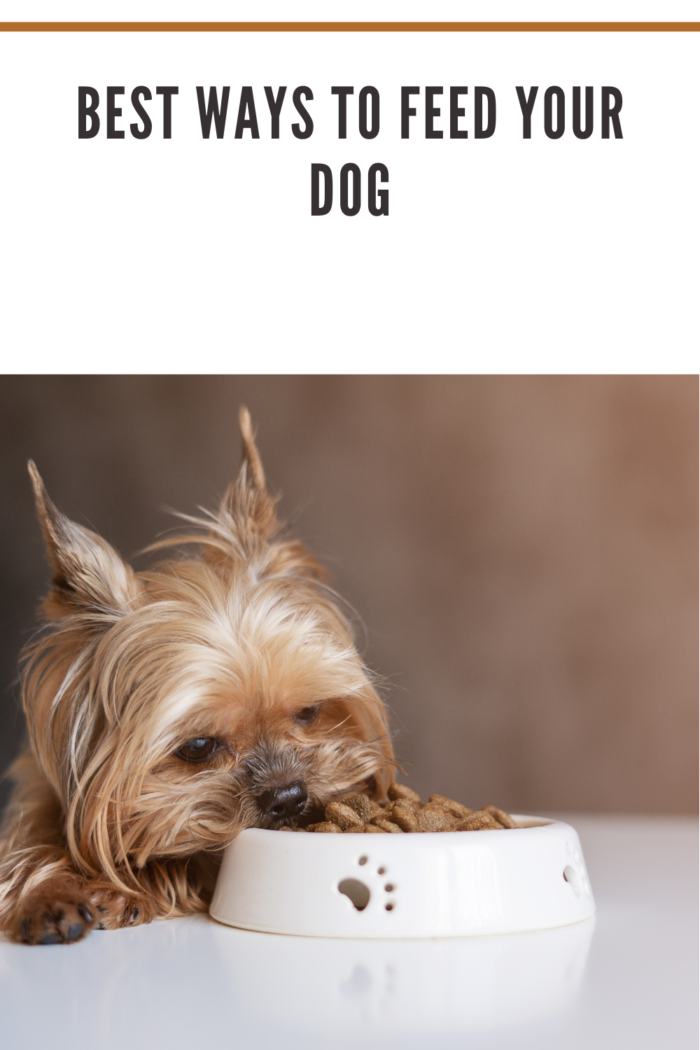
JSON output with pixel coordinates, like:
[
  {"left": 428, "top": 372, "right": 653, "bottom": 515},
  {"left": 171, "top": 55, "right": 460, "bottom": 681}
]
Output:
[{"left": 279, "top": 782, "right": 518, "bottom": 834}]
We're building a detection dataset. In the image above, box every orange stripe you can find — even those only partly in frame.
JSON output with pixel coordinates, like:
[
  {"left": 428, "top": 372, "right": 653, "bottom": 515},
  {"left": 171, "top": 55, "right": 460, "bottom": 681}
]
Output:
[{"left": 0, "top": 21, "right": 698, "bottom": 32}]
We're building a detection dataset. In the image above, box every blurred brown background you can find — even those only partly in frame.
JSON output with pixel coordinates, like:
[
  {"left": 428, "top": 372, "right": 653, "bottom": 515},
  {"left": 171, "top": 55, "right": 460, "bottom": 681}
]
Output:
[{"left": 0, "top": 376, "right": 697, "bottom": 816}]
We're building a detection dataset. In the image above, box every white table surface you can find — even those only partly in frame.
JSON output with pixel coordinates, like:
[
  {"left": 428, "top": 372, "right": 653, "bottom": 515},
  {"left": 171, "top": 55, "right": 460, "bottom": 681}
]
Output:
[{"left": 1, "top": 815, "right": 697, "bottom": 1050}]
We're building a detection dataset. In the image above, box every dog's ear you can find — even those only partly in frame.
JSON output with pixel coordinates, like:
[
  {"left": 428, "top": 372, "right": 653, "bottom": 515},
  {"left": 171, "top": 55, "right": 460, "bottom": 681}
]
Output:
[
  {"left": 208, "top": 408, "right": 280, "bottom": 554},
  {"left": 28, "top": 461, "right": 141, "bottom": 619},
  {"left": 204, "top": 408, "right": 326, "bottom": 581}
]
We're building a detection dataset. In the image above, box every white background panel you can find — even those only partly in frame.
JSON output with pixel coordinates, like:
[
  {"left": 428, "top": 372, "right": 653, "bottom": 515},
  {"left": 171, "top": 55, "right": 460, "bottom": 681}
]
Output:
[{"left": 0, "top": 29, "right": 697, "bottom": 369}]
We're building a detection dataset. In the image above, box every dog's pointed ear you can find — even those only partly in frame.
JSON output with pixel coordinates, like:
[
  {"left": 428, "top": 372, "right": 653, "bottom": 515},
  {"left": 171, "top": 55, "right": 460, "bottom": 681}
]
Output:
[
  {"left": 204, "top": 409, "right": 325, "bottom": 580},
  {"left": 214, "top": 408, "right": 280, "bottom": 547},
  {"left": 28, "top": 461, "right": 141, "bottom": 619}
]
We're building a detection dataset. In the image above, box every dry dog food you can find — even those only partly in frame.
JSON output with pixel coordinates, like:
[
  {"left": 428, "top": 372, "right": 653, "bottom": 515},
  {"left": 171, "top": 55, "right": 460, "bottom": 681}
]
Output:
[{"left": 281, "top": 784, "right": 519, "bottom": 833}]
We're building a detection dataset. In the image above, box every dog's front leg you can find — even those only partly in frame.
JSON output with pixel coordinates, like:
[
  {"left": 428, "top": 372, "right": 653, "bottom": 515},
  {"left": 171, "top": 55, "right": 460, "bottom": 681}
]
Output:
[
  {"left": 2, "top": 854, "right": 99, "bottom": 944},
  {"left": 0, "top": 753, "right": 102, "bottom": 943}
]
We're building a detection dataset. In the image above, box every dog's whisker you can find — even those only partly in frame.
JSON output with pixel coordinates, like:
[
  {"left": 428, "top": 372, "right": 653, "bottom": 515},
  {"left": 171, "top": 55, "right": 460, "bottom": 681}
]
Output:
[{"left": 327, "top": 714, "right": 353, "bottom": 732}]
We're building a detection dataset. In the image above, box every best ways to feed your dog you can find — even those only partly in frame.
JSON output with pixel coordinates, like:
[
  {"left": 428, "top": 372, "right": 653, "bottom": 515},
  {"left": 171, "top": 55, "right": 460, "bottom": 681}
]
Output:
[{"left": 77, "top": 83, "right": 624, "bottom": 215}]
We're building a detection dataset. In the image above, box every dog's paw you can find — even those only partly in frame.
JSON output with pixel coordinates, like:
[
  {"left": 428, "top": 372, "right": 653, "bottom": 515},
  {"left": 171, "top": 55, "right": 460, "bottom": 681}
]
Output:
[
  {"left": 13, "top": 885, "right": 98, "bottom": 945},
  {"left": 89, "top": 888, "right": 151, "bottom": 931}
]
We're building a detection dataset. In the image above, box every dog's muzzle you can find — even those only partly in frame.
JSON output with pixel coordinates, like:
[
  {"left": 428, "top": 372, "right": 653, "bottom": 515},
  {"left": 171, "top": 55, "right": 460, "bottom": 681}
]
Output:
[{"left": 257, "top": 779, "right": 308, "bottom": 822}]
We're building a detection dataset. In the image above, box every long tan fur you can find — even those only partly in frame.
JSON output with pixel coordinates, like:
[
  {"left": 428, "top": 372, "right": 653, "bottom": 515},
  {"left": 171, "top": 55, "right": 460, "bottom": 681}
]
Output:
[{"left": 0, "top": 410, "right": 394, "bottom": 944}]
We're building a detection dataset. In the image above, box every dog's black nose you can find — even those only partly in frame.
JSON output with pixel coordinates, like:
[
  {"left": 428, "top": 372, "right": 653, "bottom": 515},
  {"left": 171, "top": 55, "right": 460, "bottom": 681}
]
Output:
[{"left": 258, "top": 780, "right": 308, "bottom": 822}]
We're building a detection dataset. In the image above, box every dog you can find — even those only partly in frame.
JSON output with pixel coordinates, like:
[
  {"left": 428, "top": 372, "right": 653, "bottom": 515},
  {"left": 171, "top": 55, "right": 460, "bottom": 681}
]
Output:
[{"left": 0, "top": 409, "right": 394, "bottom": 944}]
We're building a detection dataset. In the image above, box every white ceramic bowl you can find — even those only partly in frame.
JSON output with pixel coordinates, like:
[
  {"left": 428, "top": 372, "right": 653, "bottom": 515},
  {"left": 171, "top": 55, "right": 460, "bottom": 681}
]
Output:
[{"left": 210, "top": 815, "right": 595, "bottom": 938}]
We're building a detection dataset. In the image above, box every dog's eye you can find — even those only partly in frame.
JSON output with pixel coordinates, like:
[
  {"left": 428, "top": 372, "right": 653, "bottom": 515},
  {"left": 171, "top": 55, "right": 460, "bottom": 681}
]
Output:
[
  {"left": 294, "top": 705, "right": 321, "bottom": 726},
  {"left": 175, "top": 737, "right": 220, "bottom": 763}
]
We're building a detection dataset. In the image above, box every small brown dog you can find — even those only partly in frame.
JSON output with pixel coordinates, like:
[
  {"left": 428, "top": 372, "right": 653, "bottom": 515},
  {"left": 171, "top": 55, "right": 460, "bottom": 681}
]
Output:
[{"left": 0, "top": 409, "right": 394, "bottom": 944}]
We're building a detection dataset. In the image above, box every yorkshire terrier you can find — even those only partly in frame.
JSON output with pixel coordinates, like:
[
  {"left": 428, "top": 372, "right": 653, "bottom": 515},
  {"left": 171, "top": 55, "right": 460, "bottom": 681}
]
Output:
[{"left": 0, "top": 409, "right": 394, "bottom": 944}]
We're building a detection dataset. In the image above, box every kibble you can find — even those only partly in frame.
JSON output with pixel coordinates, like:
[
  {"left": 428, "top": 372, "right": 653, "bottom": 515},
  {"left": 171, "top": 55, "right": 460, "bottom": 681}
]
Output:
[
  {"left": 372, "top": 818, "right": 404, "bottom": 833},
  {"left": 429, "top": 794, "right": 473, "bottom": 820},
  {"left": 483, "top": 805, "right": 518, "bottom": 829},
  {"left": 307, "top": 821, "right": 343, "bottom": 833},
  {"left": 452, "top": 812, "right": 500, "bottom": 831},
  {"left": 324, "top": 801, "right": 364, "bottom": 830},
  {"left": 341, "top": 794, "right": 380, "bottom": 822},
  {"left": 388, "top": 804, "right": 420, "bottom": 833},
  {"left": 387, "top": 783, "right": 422, "bottom": 807},
  {"left": 416, "top": 803, "right": 456, "bottom": 833},
  {"left": 280, "top": 785, "right": 519, "bottom": 834}
]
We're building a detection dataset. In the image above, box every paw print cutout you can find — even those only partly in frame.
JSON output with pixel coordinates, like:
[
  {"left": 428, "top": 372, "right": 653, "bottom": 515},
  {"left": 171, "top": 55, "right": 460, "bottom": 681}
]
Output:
[
  {"left": 336, "top": 854, "right": 398, "bottom": 913},
  {"left": 563, "top": 841, "right": 590, "bottom": 897}
]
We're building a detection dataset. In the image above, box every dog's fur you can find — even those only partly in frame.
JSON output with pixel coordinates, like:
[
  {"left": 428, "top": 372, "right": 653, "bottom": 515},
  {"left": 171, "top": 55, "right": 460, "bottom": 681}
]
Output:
[{"left": 0, "top": 410, "right": 394, "bottom": 944}]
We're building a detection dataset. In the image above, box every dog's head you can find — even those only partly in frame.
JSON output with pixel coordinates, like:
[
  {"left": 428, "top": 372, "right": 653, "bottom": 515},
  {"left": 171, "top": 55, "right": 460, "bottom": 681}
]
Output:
[{"left": 22, "top": 409, "right": 394, "bottom": 893}]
